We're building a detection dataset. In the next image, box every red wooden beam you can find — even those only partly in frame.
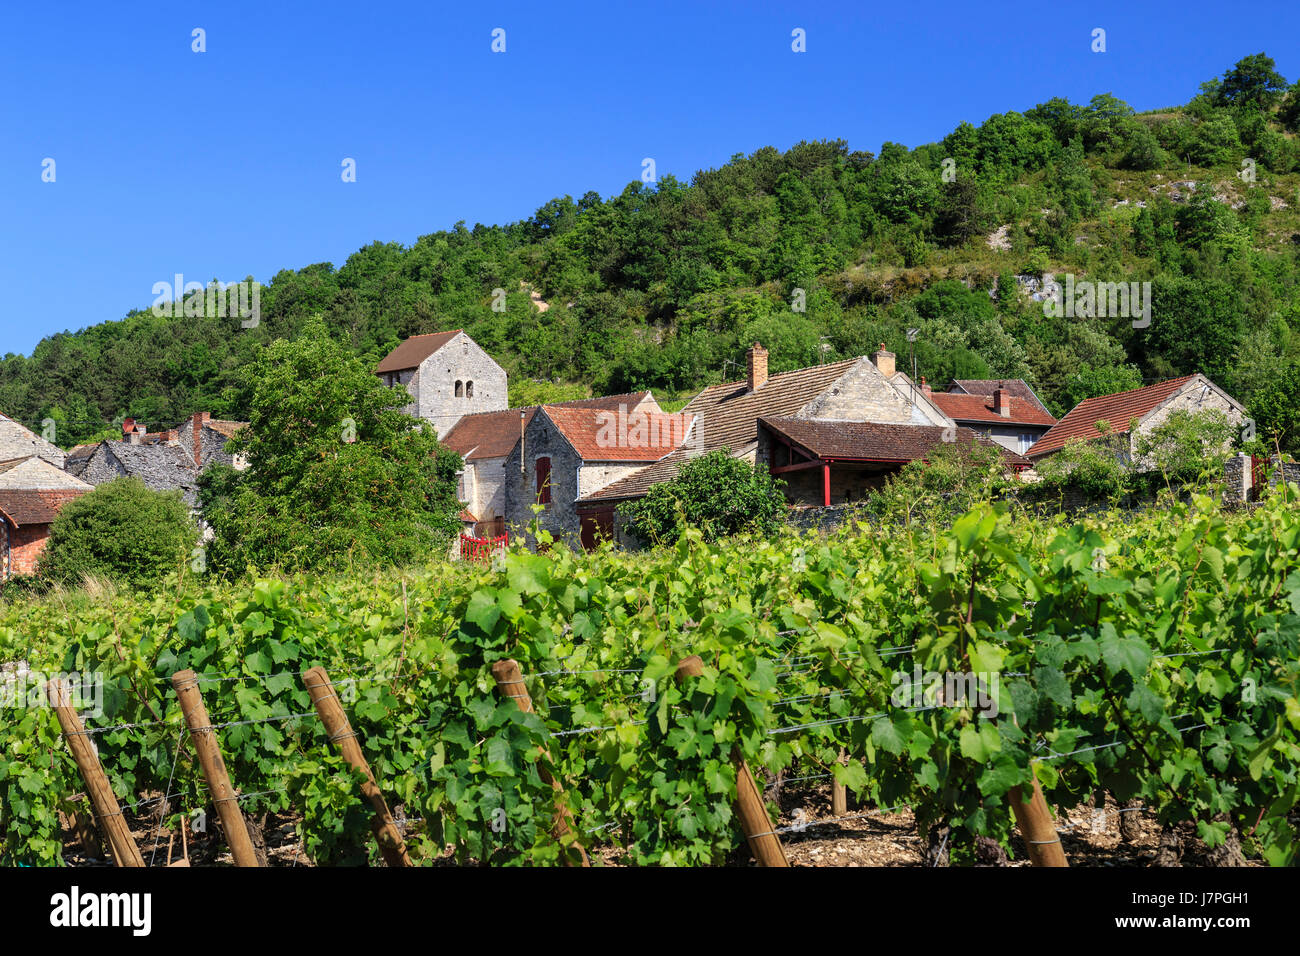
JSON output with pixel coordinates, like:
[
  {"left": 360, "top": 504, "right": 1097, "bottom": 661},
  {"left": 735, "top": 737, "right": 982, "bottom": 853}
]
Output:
[{"left": 822, "top": 463, "right": 831, "bottom": 507}]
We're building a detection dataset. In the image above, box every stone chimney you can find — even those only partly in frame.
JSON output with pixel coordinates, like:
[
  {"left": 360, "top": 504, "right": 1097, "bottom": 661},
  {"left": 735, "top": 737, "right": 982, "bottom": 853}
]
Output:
[
  {"left": 993, "top": 388, "right": 1012, "bottom": 418},
  {"left": 191, "top": 412, "right": 210, "bottom": 466},
  {"left": 128, "top": 424, "right": 146, "bottom": 445},
  {"left": 746, "top": 343, "right": 768, "bottom": 392},
  {"left": 872, "top": 343, "right": 895, "bottom": 377}
]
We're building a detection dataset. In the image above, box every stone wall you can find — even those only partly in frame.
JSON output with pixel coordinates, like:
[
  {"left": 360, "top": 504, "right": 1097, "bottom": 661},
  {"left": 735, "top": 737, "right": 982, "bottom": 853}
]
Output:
[
  {"left": 412, "top": 333, "right": 508, "bottom": 437},
  {"left": 503, "top": 412, "right": 583, "bottom": 548},
  {"left": 796, "top": 359, "right": 944, "bottom": 425}
]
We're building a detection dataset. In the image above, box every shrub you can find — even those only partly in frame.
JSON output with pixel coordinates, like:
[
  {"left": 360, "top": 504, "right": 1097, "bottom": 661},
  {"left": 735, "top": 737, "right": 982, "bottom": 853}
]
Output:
[
  {"left": 38, "top": 478, "right": 198, "bottom": 588},
  {"left": 618, "top": 449, "right": 787, "bottom": 544}
]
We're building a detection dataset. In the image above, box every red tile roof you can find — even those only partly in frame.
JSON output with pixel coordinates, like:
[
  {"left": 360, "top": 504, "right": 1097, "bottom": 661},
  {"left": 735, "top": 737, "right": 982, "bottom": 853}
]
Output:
[
  {"left": 0, "top": 488, "right": 88, "bottom": 526},
  {"left": 929, "top": 392, "right": 1056, "bottom": 428},
  {"left": 459, "top": 508, "right": 477, "bottom": 523},
  {"left": 949, "top": 379, "right": 1051, "bottom": 414},
  {"left": 440, "top": 392, "right": 658, "bottom": 460},
  {"left": 543, "top": 406, "right": 695, "bottom": 461},
  {"left": 1027, "top": 375, "right": 1201, "bottom": 459},
  {"left": 375, "top": 330, "right": 464, "bottom": 374},
  {"left": 759, "top": 417, "right": 1032, "bottom": 468}
]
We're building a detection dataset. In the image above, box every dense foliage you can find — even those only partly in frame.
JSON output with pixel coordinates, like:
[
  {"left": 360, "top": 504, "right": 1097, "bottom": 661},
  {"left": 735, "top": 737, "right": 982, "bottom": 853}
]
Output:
[
  {"left": 2, "top": 56, "right": 1298, "bottom": 449},
  {"left": 36, "top": 478, "right": 197, "bottom": 589},
  {"left": 617, "top": 449, "right": 788, "bottom": 543},
  {"left": 198, "top": 322, "right": 463, "bottom": 576},
  {"left": 3, "top": 494, "right": 1298, "bottom": 866}
]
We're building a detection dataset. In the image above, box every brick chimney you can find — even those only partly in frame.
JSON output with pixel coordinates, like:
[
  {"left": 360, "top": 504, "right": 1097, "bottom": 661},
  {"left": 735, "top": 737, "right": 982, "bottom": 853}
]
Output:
[
  {"left": 746, "top": 343, "right": 768, "bottom": 392},
  {"left": 191, "top": 412, "right": 210, "bottom": 466},
  {"left": 993, "top": 388, "right": 1012, "bottom": 418},
  {"left": 920, "top": 376, "right": 931, "bottom": 397},
  {"left": 156, "top": 429, "right": 177, "bottom": 443},
  {"left": 872, "top": 343, "right": 895, "bottom": 377}
]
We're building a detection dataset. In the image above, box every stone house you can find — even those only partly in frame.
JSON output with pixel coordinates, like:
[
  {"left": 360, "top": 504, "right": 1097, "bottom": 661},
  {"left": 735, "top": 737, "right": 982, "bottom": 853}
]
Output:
[
  {"left": 440, "top": 391, "right": 660, "bottom": 538},
  {"left": 375, "top": 330, "right": 508, "bottom": 437},
  {"left": 0, "top": 414, "right": 66, "bottom": 468},
  {"left": 177, "top": 412, "right": 248, "bottom": 470},
  {"left": 576, "top": 343, "right": 984, "bottom": 545},
  {"left": 77, "top": 439, "right": 201, "bottom": 506},
  {"left": 502, "top": 402, "right": 695, "bottom": 549},
  {"left": 1026, "top": 374, "right": 1245, "bottom": 467},
  {"left": 929, "top": 381, "right": 1057, "bottom": 455},
  {"left": 0, "top": 457, "right": 92, "bottom": 578}
]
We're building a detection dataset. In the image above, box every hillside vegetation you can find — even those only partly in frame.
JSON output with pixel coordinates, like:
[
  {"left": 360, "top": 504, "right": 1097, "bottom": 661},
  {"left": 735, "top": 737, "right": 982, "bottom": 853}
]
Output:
[{"left": 4, "top": 53, "right": 1300, "bottom": 448}]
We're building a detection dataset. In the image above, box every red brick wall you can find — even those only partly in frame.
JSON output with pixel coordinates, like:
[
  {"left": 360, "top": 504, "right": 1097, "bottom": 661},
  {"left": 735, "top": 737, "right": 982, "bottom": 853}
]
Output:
[{"left": 7, "top": 523, "right": 51, "bottom": 576}]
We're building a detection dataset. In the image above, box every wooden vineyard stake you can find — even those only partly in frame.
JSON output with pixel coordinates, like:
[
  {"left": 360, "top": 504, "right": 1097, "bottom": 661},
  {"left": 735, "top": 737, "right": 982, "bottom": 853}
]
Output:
[
  {"left": 171, "top": 670, "right": 260, "bottom": 867},
  {"left": 1009, "top": 769, "right": 1068, "bottom": 867},
  {"left": 490, "top": 659, "right": 590, "bottom": 867},
  {"left": 674, "top": 655, "right": 790, "bottom": 868},
  {"left": 301, "top": 666, "right": 412, "bottom": 867},
  {"left": 831, "top": 749, "right": 848, "bottom": 817},
  {"left": 46, "top": 679, "right": 145, "bottom": 868}
]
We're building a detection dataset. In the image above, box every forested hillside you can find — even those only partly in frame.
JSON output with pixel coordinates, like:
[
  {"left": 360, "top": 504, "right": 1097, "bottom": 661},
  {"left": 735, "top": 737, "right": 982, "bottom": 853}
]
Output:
[{"left": 5, "top": 53, "right": 1300, "bottom": 449}]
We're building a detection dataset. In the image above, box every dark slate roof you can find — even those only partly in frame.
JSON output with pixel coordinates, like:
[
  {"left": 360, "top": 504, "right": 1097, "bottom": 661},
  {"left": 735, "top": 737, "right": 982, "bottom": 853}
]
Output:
[
  {"left": 104, "top": 442, "right": 200, "bottom": 501},
  {"left": 1027, "top": 375, "right": 1201, "bottom": 459},
  {"left": 0, "top": 488, "right": 88, "bottom": 526},
  {"left": 948, "top": 379, "right": 1051, "bottom": 414},
  {"left": 440, "top": 392, "right": 657, "bottom": 461},
  {"left": 759, "top": 417, "right": 1032, "bottom": 468},
  {"left": 375, "top": 330, "right": 463, "bottom": 374}
]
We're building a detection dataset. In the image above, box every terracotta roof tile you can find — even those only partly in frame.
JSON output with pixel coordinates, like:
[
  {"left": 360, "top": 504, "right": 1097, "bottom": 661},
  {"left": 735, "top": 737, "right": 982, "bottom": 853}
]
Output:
[
  {"left": 375, "top": 330, "right": 463, "bottom": 374},
  {"left": 1027, "top": 375, "right": 1201, "bottom": 458},
  {"left": 949, "top": 379, "right": 1051, "bottom": 414},
  {"left": 679, "top": 359, "right": 861, "bottom": 454},
  {"left": 929, "top": 392, "right": 1056, "bottom": 427},
  {"left": 759, "top": 417, "right": 1032, "bottom": 468},
  {"left": 440, "top": 392, "right": 657, "bottom": 460},
  {"left": 543, "top": 406, "right": 695, "bottom": 461},
  {"left": 0, "top": 488, "right": 88, "bottom": 526}
]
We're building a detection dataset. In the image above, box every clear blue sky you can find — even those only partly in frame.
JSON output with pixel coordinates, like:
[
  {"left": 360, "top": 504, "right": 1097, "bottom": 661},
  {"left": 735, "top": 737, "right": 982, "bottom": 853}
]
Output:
[{"left": 2, "top": 0, "right": 1296, "bottom": 357}]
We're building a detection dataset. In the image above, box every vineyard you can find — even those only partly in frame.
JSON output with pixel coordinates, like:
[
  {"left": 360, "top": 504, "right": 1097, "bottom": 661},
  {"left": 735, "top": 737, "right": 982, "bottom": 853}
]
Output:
[{"left": 2, "top": 493, "right": 1299, "bottom": 867}]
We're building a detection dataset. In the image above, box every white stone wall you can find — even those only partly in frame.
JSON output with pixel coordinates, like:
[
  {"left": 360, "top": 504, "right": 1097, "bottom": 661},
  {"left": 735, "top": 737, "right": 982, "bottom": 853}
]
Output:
[
  {"left": 796, "top": 359, "right": 953, "bottom": 428},
  {"left": 1130, "top": 379, "right": 1244, "bottom": 463},
  {"left": 411, "top": 333, "right": 508, "bottom": 437},
  {"left": 577, "top": 462, "right": 649, "bottom": 499}
]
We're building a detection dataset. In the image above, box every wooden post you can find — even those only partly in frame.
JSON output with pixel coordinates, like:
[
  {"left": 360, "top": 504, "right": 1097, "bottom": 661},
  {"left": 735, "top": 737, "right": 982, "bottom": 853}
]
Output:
[
  {"left": 490, "top": 659, "right": 590, "bottom": 867},
  {"left": 46, "top": 679, "right": 144, "bottom": 867},
  {"left": 674, "top": 655, "right": 789, "bottom": 867},
  {"left": 301, "top": 667, "right": 412, "bottom": 867},
  {"left": 170, "top": 670, "right": 260, "bottom": 867},
  {"left": 831, "top": 749, "right": 848, "bottom": 817},
  {"left": 1009, "top": 769, "right": 1068, "bottom": 867}
]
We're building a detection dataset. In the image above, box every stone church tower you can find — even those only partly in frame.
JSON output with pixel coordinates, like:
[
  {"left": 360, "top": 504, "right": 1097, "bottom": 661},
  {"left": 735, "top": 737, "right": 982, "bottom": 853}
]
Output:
[{"left": 375, "top": 330, "right": 507, "bottom": 437}]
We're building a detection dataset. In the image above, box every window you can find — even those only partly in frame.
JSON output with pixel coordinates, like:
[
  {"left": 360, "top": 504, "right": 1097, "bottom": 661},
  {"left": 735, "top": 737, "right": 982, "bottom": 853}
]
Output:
[
  {"left": 1020, "top": 434, "right": 1037, "bottom": 453},
  {"left": 455, "top": 381, "right": 464, "bottom": 397},
  {"left": 535, "top": 456, "right": 552, "bottom": 506},
  {"left": 466, "top": 380, "right": 474, "bottom": 398}
]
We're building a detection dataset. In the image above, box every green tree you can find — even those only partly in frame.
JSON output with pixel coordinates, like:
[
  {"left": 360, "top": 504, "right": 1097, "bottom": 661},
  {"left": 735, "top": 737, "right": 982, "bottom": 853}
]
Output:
[
  {"left": 200, "top": 321, "right": 463, "bottom": 574},
  {"left": 1211, "top": 53, "right": 1288, "bottom": 110},
  {"left": 617, "top": 450, "right": 787, "bottom": 544},
  {"left": 37, "top": 478, "right": 198, "bottom": 588},
  {"left": 1061, "top": 364, "right": 1143, "bottom": 410}
]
